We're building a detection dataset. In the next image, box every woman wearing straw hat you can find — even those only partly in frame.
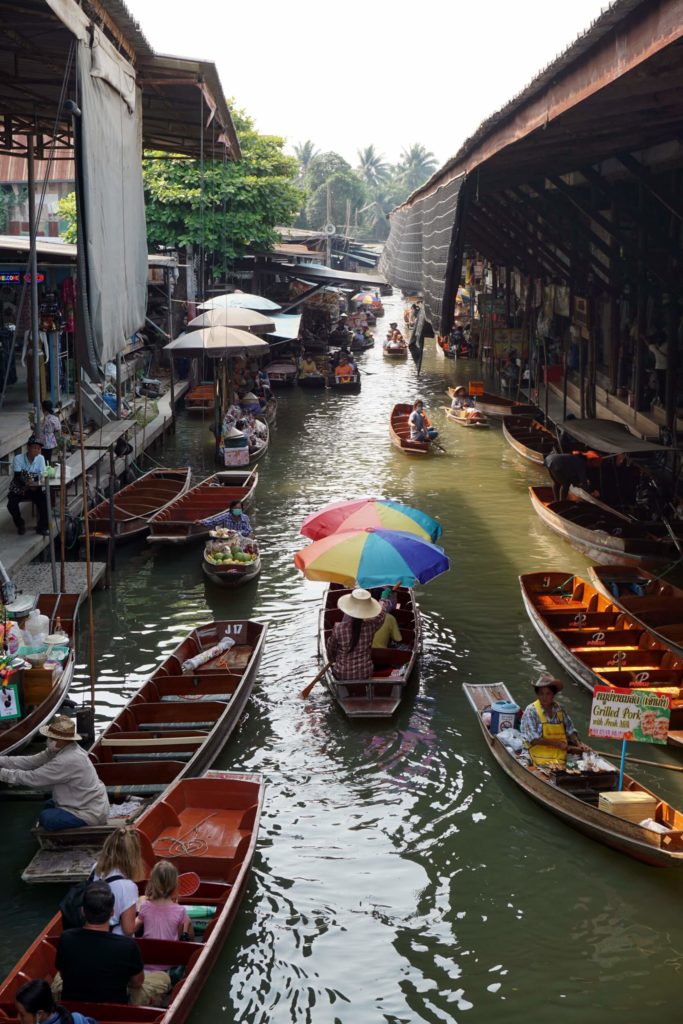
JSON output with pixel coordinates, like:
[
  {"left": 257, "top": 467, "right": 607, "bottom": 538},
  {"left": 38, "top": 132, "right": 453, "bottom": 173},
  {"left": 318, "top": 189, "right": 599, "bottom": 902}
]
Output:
[
  {"left": 326, "top": 587, "right": 397, "bottom": 681},
  {"left": 520, "top": 675, "right": 588, "bottom": 769},
  {"left": 0, "top": 715, "right": 109, "bottom": 831},
  {"left": 450, "top": 386, "right": 473, "bottom": 411}
]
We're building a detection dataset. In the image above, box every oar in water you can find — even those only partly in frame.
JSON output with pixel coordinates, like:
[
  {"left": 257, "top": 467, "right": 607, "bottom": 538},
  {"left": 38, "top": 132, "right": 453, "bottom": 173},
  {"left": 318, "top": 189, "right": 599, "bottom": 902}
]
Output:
[
  {"left": 595, "top": 750, "right": 683, "bottom": 774},
  {"left": 299, "top": 661, "right": 333, "bottom": 700}
]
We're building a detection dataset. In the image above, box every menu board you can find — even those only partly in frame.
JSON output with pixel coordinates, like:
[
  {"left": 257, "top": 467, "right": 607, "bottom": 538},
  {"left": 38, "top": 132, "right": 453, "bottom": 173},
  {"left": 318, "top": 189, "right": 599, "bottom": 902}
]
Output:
[{"left": 588, "top": 685, "right": 671, "bottom": 745}]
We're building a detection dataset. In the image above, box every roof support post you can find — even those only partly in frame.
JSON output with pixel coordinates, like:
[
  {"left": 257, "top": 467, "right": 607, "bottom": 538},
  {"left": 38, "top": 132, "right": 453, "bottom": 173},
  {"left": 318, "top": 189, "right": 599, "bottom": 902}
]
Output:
[{"left": 27, "top": 133, "right": 41, "bottom": 431}]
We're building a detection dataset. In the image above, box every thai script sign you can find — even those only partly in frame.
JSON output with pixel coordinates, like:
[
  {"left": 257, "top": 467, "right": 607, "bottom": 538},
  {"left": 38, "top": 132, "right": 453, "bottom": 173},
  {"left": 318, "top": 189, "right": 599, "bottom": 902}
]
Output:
[{"left": 588, "top": 685, "right": 671, "bottom": 745}]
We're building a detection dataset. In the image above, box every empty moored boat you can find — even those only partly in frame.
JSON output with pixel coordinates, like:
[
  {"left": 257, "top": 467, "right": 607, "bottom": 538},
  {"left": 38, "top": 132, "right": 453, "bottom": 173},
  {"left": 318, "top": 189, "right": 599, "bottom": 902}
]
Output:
[
  {"left": 185, "top": 384, "right": 215, "bottom": 415},
  {"left": 147, "top": 470, "right": 258, "bottom": 545},
  {"left": 87, "top": 468, "right": 192, "bottom": 544},
  {"left": 588, "top": 565, "right": 683, "bottom": 658},
  {"left": 502, "top": 416, "right": 557, "bottom": 463}
]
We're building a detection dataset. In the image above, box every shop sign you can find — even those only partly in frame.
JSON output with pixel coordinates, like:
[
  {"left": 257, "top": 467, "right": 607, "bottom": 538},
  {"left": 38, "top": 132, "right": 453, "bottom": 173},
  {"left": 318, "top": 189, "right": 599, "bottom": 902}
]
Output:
[
  {"left": 478, "top": 294, "right": 506, "bottom": 315},
  {"left": 588, "top": 684, "right": 671, "bottom": 745},
  {"left": 0, "top": 272, "right": 45, "bottom": 284},
  {"left": 468, "top": 381, "right": 484, "bottom": 396}
]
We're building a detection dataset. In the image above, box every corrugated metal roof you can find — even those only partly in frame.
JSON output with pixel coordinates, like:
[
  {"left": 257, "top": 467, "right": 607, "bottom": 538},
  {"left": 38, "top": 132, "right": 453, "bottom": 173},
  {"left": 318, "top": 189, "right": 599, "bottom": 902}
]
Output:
[
  {"left": 0, "top": 154, "right": 74, "bottom": 184},
  {"left": 0, "top": 234, "right": 176, "bottom": 267}
]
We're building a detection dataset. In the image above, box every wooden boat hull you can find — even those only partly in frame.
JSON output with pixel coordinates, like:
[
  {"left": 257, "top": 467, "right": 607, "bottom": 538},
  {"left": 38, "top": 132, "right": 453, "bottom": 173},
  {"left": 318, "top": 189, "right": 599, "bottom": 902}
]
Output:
[
  {"left": 319, "top": 584, "right": 421, "bottom": 717},
  {"left": 436, "top": 339, "right": 455, "bottom": 359},
  {"left": 298, "top": 374, "right": 326, "bottom": 388},
  {"left": 0, "top": 653, "right": 74, "bottom": 755},
  {"left": 260, "top": 397, "right": 277, "bottom": 426},
  {"left": 519, "top": 571, "right": 683, "bottom": 744},
  {"left": 529, "top": 486, "right": 675, "bottom": 568},
  {"left": 464, "top": 683, "right": 683, "bottom": 866},
  {"left": 383, "top": 345, "right": 408, "bottom": 359},
  {"left": 1, "top": 772, "right": 265, "bottom": 1024},
  {"left": 203, "top": 555, "right": 261, "bottom": 588},
  {"left": 88, "top": 468, "right": 192, "bottom": 544},
  {"left": 502, "top": 415, "right": 556, "bottom": 464},
  {"left": 329, "top": 374, "right": 361, "bottom": 393},
  {"left": 185, "top": 384, "right": 216, "bottom": 415},
  {"left": 447, "top": 387, "right": 536, "bottom": 418},
  {"left": 147, "top": 470, "right": 258, "bottom": 545},
  {"left": 248, "top": 420, "right": 269, "bottom": 465},
  {"left": 588, "top": 566, "right": 683, "bottom": 659},
  {"left": 268, "top": 363, "right": 298, "bottom": 387},
  {"left": 390, "top": 403, "right": 432, "bottom": 454},
  {"left": 22, "top": 620, "right": 267, "bottom": 881},
  {"left": 444, "top": 407, "right": 489, "bottom": 428}
]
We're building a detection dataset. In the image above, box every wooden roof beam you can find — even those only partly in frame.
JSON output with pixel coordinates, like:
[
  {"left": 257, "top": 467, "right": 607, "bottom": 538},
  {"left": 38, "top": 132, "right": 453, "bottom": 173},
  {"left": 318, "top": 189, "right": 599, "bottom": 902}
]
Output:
[
  {"left": 482, "top": 194, "right": 572, "bottom": 281},
  {"left": 617, "top": 150, "right": 683, "bottom": 222},
  {"left": 468, "top": 204, "right": 550, "bottom": 278}
]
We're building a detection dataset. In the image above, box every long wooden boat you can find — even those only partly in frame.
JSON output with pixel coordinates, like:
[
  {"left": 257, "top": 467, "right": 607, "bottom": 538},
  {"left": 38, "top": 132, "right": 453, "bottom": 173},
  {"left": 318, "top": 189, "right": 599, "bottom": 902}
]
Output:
[
  {"left": 0, "top": 653, "right": 74, "bottom": 756},
  {"left": 267, "top": 360, "right": 297, "bottom": 387},
  {"left": 502, "top": 415, "right": 557, "bottom": 464},
  {"left": 519, "top": 570, "right": 683, "bottom": 742},
  {"left": 203, "top": 536, "right": 261, "bottom": 588},
  {"left": 436, "top": 337, "right": 455, "bottom": 359},
  {"left": 147, "top": 470, "right": 258, "bottom": 546},
  {"left": 185, "top": 384, "right": 215, "bottom": 416},
  {"left": 464, "top": 682, "right": 683, "bottom": 866},
  {"left": 383, "top": 340, "right": 408, "bottom": 359},
  {"left": 21, "top": 618, "right": 267, "bottom": 882},
  {"left": 260, "top": 396, "right": 277, "bottom": 426},
  {"left": 87, "top": 468, "right": 192, "bottom": 544},
  {"left": 390, "top": 403, "right": 432, "bottom": 455},
  {"left": 443, "top": 406, "right": 489, "bottom": 428},
  {"left": 328, "top": 372, "right": 361, "bottom": 394},
  {"left": 529, "top": 486, "right": 676, "bottom": 568},
  {"left": 588, "top": 565, "right": 683, "bottom": 658},
  {"left": 319, "top": 584, "right": 421, "bottom": 717},
  {"left": 1, "top": 771, "right": 264, "bottom": 1024},
  {"left": 298, "top": 372, "right": 326, "bottom": 389},
  {"left": 446, "top": 386, "right": 537, "bottom": 417},
  {"left": 248, "top": 420, "right": 269, "bottom": 466}
]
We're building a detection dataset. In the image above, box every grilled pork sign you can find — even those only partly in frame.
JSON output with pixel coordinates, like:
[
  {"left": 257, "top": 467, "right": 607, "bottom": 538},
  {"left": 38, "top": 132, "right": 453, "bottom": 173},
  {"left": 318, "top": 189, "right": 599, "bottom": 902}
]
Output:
[{"left": 588, "top": 685, "right": 671, "bottom": 745}]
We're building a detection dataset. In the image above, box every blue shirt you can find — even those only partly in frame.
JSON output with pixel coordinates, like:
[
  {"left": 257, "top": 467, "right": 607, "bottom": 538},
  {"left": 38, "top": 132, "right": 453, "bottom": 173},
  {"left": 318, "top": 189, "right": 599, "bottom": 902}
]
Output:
[
  {"left": 14, "top": 452, "right": 46, "bottom": 477},
  {"left": 200, "top": 509, "right": 252, "bottom": 536}
]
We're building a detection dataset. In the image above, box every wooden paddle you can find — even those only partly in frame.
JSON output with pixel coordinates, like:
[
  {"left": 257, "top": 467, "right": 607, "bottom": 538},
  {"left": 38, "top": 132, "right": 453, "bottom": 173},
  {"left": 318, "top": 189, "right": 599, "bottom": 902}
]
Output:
[
  {"left": 299, "top": 661, "right": 333, "bottom": 699},
  {"left": 595, "top": 750, "right": 683, "bottom": 774}
]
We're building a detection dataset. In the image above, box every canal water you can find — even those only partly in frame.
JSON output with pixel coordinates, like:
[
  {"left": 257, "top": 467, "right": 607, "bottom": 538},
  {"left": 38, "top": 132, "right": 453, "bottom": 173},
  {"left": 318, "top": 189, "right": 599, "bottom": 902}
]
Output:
[{"left": 3, "top": 290, "right": 683, "bottom": 1023}]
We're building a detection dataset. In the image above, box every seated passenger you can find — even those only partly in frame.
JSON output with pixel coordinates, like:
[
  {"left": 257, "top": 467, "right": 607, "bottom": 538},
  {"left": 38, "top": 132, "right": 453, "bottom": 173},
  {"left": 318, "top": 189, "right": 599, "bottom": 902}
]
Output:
[
  {"left": 335, "top": 356, "right": 354, "bottom": 378},
  {"left": 16, "top": 979, "right": 93, "bottom": 1024},
  {"left": 136, "top": 860, "right": 194, "bottom": 957},
  {"left": 450, "top": 385, "right": 473, "bottom": 410},
  {"left": 94, "top": 826, "right": 144, "bottom": 937},
  {"left": 409, "top": 399, "right": 438, "bottom": 441},
  {"left": 301, "top": 352, "right": 319, "bottom": 376},
  {"left": 0, "top": 715, "right": 109, "bottom": 831},
  {"left": 370, "top": 588, "right": 402, "bottom": 648}
]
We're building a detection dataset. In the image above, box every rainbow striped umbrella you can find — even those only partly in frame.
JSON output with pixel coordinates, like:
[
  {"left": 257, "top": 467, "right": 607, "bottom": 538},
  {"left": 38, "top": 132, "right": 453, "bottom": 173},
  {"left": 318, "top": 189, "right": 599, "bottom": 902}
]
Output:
[
  {"left": 294, "top": 528, "right": 449, "bottom": 588},
  {"left": 300, "top": 498, "right": 442, "bottom": 544}
]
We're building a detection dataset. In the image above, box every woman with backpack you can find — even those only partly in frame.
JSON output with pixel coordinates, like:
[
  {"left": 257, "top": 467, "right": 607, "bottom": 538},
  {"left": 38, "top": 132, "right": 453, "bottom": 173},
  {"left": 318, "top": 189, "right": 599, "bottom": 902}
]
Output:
[{"left": 93, "top": 827, "right": 143, "bottom": 936}]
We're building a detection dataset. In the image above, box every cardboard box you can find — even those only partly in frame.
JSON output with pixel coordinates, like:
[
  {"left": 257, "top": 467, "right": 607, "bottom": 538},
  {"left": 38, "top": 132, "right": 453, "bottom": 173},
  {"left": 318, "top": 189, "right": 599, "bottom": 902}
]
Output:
[{"left": 598, "top": 791, "right": 657, "bottom": 824}]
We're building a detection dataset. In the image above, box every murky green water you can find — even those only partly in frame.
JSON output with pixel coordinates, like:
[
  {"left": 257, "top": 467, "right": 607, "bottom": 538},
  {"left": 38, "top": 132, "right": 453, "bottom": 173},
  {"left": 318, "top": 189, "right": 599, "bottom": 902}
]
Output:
[{"left": 4, "top": 291, "right": 683, "bottom": 1022}]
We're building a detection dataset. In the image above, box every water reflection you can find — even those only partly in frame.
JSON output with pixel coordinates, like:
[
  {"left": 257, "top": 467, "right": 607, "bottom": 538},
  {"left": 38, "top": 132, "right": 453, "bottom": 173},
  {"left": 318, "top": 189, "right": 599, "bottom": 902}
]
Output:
[{"left": 3, "top": 292, "right": 683, "bottom": 1021}]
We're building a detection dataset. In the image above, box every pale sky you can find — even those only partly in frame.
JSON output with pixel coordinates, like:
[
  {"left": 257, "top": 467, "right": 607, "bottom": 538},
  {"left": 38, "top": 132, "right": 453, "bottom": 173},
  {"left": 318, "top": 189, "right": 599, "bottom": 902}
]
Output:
[{"left": 126, "top": 0, "right": 609, "bottom": 168}]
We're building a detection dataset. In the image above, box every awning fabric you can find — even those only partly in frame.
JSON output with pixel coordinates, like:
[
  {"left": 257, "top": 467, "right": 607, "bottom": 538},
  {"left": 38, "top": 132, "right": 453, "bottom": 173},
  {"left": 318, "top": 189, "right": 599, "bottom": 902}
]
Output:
[
  {"left": 560, "top": 418, "right": 668, "bottom": 454},
  {"left": 78, "top": 28, "right": 148, "bottom": 369},
  {"left": 269, "top": 314, "right": 302, "bottom": 342}
]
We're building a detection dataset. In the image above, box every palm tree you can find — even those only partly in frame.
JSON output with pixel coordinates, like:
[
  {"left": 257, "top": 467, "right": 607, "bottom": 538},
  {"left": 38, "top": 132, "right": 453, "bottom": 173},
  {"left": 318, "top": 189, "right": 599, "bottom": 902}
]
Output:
[
  {"left": 356, "top": 145, "right": 389, "bottom": 188},
  {"left": 293, "top": 140, "right": 319, "bottom": 177},
  {"left": 398, "top": 144, "right": 438, "bottom": 193}
]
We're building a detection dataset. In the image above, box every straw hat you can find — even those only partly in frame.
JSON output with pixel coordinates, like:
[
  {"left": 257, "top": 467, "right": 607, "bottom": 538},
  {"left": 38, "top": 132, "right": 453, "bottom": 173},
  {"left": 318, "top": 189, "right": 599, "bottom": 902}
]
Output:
[
  {"left": 337, "top": 588, "right": 381, "bottom": 620},
  {"left": 533, "top": 673, "right": 563, "bottom": 693},
  {"left": 454, "top": 386, "right": 466, "bottom": 395},
  {"left": 241, "top": 392, "right": 259, "bottom": 403},
  {"left": 40, "top": 715, "right": 81, "bottom": 742},
  {"left": 224, "top": 425, "right": 244, "bottom": 439}
]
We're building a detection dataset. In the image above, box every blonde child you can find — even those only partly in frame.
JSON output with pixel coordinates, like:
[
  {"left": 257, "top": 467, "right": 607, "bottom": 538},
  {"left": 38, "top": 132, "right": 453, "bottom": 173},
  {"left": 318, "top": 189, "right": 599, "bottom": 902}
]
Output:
[{"left": 136, "top": 860, "right": 194, "bottom": 957}]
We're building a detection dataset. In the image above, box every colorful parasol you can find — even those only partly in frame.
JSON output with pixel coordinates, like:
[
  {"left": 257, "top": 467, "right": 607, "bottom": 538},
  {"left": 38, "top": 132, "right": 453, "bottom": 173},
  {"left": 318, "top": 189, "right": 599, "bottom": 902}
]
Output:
[
  {"left": 300, "top": 498, "right": 442, "bottom": 544},
  {"left": 294, "top": 528, "right": 449, "bottom": 588},
  {"left": 352, "top": 292, "right": 377, "bottom": 306}
]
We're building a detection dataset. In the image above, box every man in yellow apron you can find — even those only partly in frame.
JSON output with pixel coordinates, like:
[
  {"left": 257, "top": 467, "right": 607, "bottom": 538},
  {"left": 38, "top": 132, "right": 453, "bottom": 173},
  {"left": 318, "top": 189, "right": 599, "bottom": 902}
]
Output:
[{"left": 520, "top": 675, "right": 587, "bottom": 768}]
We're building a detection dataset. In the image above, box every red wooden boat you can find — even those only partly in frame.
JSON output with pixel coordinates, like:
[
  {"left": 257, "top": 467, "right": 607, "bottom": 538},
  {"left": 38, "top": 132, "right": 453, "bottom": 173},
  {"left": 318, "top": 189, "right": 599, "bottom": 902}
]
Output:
[
  {"left": 147, "top": 470, "right": 258, "bottom": 545},
  {"left": 88, "top": 469, "right": 192, "bottom": 544},
  {"left": 0, "top": 771, "right": 264, "bottom": 1024},
  {"left": 319, "top": 584, "right": 421, "bottom": 717},
  {"left": 519, "top": 571, "right": 683, "bottom": 744},
  {"left": 502, "top": 415, "right": 557, "bottom": 463},
  {"left": 390, "top": 403, "right": 432, "bottom": 455},
  {"left": 22, "top": 619, "right": 267, "bottom": 883},
  {"left": 588, "top": 565, "right": 683, "bottom": 659},
  {"left": 446, "top": 387, "right": 537, "bottom": 417},
  {"left": 185, "top": 384, "right": 215, "bottom": 415}
]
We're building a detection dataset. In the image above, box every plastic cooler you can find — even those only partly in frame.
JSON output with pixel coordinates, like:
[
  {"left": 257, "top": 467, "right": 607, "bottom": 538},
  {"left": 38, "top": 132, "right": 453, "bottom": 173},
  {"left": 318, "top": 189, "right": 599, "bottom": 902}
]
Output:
[{"left": 490, "top": 700, "right": 520, "bottom": 734}]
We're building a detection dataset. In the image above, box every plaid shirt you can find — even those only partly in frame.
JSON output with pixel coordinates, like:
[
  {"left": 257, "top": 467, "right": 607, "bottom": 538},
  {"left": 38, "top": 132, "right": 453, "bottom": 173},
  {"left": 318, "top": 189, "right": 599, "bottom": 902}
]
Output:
[
  {"left": 326, "top": 598, "right": 393, "bottom": 680},
  {"left": 520, "top": 700, "right": 578, "bottom": 746},
  {"left": 199, "top": 510, "right": 252, "bottom": 535}
]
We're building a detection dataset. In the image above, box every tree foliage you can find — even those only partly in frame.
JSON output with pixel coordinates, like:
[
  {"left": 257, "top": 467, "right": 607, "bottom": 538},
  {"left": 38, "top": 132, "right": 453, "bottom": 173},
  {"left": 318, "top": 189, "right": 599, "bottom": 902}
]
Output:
[
  {"left": 356, "top": 145, "right": 389, "bottom": 188},
  {"left": 56, "top": 191, "right": 77, "bottom": 242},
  {"left": 143, "top": 105, "right": 302, "bottom": 268}
]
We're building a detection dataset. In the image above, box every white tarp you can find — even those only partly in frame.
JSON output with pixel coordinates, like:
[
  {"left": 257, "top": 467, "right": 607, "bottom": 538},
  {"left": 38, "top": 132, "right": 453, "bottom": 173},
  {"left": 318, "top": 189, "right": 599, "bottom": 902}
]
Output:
[{"left": 78, "top": 28, "right": 147, "bottom": 366}]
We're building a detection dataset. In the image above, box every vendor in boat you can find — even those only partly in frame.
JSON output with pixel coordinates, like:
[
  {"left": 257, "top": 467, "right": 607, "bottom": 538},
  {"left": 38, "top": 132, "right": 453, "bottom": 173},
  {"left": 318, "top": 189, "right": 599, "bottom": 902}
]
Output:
[
  {"left": 300, "top": 352, "right": 320, "bottom": 376},
  {"left": 7, "top": 435, "right": 49, "bottom": 536},
  {"left": 200, "top": 499, "right": 253, "bottom": 537},
  {"left": 520, "top": 675, "right": 588, "bottom": 769},
  {"left": 543, "top": 451, "right": 600, "bottom": 502},
  {"left": 0, "top": 715, "right": 110, "bottom": 830},
  {"left": 335, "top": 354, "right": 355, "bottom": 378},
  {"left": 409, "top": 399, "right": 438, "bottom": 442},
  {"left": 450, "top": 385, "right": 473, "bottom": 410},
  {"left": 326, "top": 587, "right": 397, "bottom": 680}
]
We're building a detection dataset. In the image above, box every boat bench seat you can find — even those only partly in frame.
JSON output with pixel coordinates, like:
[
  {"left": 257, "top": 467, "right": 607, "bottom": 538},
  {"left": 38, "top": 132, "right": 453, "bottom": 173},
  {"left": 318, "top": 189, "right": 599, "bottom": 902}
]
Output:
[
  {"left": 543, "top": 611, "right": 619, "bottom": 628},
  {"left": 599, "top": 668, "right": 683, "bottom": 685}
]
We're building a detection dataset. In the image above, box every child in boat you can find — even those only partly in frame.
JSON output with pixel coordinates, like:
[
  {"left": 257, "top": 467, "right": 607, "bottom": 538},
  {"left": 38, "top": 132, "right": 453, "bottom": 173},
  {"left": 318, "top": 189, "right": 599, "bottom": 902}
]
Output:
[{"left": 136, "top": 860, "right": 194, "bottom": 954}]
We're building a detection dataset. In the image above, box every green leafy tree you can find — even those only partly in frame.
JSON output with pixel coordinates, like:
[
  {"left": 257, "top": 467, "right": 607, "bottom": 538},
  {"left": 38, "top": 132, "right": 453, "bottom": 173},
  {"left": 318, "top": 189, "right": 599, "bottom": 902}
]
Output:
[
  {"left": 293, "top": 140, "right": 319, "bottom": 177},
  {"left": 143, "top": 105, "right": 303, "bottom": 268},
  {"left": 301, "top": 152, "right": 367, "bottom": 230},
  {"left": 56, "top": 191, "right": 77, "bottom": 242},
  {"left": 356, "top": 145, "right": 389, "bottom": 188},
  {"left": 397, "top": 144, "right": 438, "bottom": 193}
]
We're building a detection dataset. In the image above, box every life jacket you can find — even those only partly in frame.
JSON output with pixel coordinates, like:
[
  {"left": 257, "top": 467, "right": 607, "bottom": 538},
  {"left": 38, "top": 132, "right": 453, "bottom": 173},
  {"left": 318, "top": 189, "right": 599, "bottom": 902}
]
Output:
[{"left": 527, "top": 699, "right": 567, "bottom": 768}]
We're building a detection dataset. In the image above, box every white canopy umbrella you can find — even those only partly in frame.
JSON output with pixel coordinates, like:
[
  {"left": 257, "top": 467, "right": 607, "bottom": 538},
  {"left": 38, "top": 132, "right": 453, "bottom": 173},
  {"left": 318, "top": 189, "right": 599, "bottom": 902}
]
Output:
[
  {"left": 163, "top": 327, "right": 270, "bottom": 358},
  {"left": 199, "top": 292, "right": 281, "bottom": 313},
  {"left": 187, "top": 307, "right": 276, "bottom": 334}
]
